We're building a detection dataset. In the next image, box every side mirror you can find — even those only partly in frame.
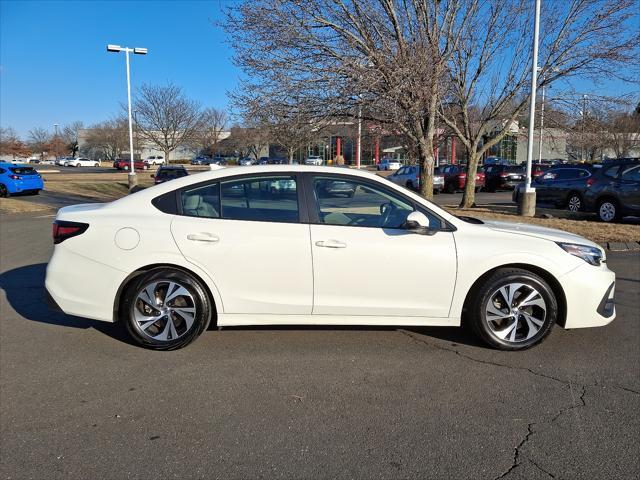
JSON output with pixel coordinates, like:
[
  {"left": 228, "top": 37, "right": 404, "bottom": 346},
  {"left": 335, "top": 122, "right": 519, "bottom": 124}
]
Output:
[{"left": 403, "top": 211, "right": 436, "bottom": 235}]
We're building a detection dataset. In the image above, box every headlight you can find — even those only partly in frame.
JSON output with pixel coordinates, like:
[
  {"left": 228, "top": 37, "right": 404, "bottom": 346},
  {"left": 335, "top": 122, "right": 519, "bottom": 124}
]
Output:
[{"left": 557, "top": 242, "right": 605, "bottom": 266}]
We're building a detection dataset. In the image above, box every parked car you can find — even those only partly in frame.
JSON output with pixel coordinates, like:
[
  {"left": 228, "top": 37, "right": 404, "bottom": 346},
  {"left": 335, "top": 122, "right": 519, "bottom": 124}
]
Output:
[
  {"left": 152, "top": 165, "right": 189, "bottom": 185},
  {"left": 238, "top": 157, "right": 255, "bottom": 166},
  {"left": 483, "top": 165, "right": 526, "bottom": 192},
  {"left": 389, "top": 165, "right": 444, "bottom": 193},
  {"left": 190, "top": 156, "right": 212, "bottom": 165},
  {"left": 257, "top": 156, "right": 270, "bottom": 165},
  {"left": 145, "top": 156, "right": 165, "bottom": 166},
  {"left": 65, "top": 158, "right": 100, "bottom": 167},
  {"left": 56, "top": 156, "right": 74, "bottom": 166},
  {"left": 512, "top": 167, "right": 594, "bottom": 212},
  {"left": 440, "top": 164, "right": 485, "bottom": 193},
  {"left": 583, "top": 160, "right": 640, "bottom": 222},
  {"left": 113, "top": 159, "right": 149, "bottom": 171},
  {"left": 483, "top": 157, "right": 511, "bottom": 166},
  {"left": 0, "top": 162, "right": 44, "bottom": 197},
  {"left": 268, "top": 157, "right": 287, "bottom": 165},
  {"left": 45, "top": 165, "right": 616, "bottom": 352},
  {"left": 315, "top": 178, "right": 356, "bottom": 197},
  {"left": 305, "top": 155, "right": 323, "bottom": 166},
  {"left": 377, "top": 158, "right": 402, "bottom": 171}
]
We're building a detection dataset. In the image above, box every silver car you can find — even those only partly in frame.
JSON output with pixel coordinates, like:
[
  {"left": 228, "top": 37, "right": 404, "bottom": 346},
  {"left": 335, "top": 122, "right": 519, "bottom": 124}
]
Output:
[{"left": 388, "top": 165, "right": 444, "bottom": 193}]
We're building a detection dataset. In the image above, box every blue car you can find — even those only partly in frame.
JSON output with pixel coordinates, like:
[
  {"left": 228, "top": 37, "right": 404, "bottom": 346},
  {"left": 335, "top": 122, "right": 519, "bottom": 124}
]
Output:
[{"left": 0, "top": 162, "right": 44, "bottom": 197}]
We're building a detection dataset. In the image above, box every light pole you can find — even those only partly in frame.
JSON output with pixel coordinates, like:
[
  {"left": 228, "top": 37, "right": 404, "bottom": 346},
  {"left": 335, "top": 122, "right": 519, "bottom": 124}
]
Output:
[
  {"left": 581, "top": 94, "right": 588, "bottom": 161},
  {"left": 518, "top": 0, "right": 541, "bottom": 217},
  {"left": 53, "top": 123, "right": 59, "bottom": 161},
  {"left": 107, "top": 44, "right": 147, "bottom": 190}
]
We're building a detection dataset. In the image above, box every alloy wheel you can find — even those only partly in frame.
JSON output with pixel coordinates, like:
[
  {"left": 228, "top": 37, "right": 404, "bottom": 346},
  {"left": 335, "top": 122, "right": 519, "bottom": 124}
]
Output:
[
  {"left": 568, "top": 195, "right": 581, "bottom": 212},
  {"left": 599, "top": 202, "right": 616, "bottom": 222},
  {"left": 484, "top": 282, "right": 547, "bottom": 343},
  {"left": 132, "top": 280, "right": 197, "bottom": 342}
]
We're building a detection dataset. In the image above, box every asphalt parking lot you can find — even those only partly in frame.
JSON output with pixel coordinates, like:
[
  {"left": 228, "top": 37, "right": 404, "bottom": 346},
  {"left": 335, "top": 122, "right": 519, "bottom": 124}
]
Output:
[{"left": 1, "top": 212, "right": 638, "bottom": 480}]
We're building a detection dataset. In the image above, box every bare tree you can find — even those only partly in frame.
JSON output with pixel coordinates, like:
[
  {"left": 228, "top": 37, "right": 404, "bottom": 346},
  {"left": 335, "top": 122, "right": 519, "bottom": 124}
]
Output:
[
  {"left": 194, "top": 107, "right": 228, "bottom": 156},
  {"left": 0, "top": 127, "right": 31, "bottom": 159},
  {"left": 134, "top": 83, "right": 203, "bottom": 164},
  {"left": 62, "top": 121, "right": 85, "bottom": 158},
  {"left": 438, "top": 0, "right": 638, "bottom": 207},
  {"left": 225, "top": 0, "right": 464, "bottom": 199},
  {"left": 226, "top": 125, "right": 269, "bottom": 160},
  {"left": 81, "top": 118, "right": 129, "bottom": 161},
  {"left": 27, "top": 127, "right": 52, "bottom": 160}
]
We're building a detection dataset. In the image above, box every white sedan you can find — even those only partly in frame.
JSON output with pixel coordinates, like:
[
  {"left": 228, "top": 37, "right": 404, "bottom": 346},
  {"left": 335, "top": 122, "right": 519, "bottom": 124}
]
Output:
[
  {"left": 65, "top": 158, "right": 100, "bottom": 167},
  {"left": 377, "top": 158, "right": 402, "bottom": 171},
  {"left": 45, "top": 165, "right": 615, "bottom": 351}
]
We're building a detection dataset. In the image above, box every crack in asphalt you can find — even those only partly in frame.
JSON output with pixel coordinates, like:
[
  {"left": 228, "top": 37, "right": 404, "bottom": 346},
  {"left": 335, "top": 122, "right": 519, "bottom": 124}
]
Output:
[{"left": 397, "top": 330, "right": 602, "bottom": 480}]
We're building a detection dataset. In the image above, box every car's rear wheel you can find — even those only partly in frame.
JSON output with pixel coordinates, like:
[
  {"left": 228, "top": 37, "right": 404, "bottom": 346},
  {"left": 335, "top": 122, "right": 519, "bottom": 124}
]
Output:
[
  {"left": 446, "top": 182, "right": 456, "bottom": 194},
  {"left": 567, "top": 192, "right": 583, "bottom": 212},
  {"left": 121, "top": 268, "right": 212, "bottom": 350},
  {"left": 597, "top": 198, "right": 621, "bottom": 223},
  {"left": 94, "top": 163, "right": 99, "bottom": 167},
  {"left": 0, "top": 184, "right": 7, "bottom": 198},
  {"left": 468, "top": 268, "right": 557, "bottom": 351}
]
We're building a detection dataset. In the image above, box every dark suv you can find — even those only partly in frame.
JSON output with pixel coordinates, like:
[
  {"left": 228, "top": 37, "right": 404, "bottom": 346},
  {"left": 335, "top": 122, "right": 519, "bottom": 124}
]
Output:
[
  {"left": 583, "top": 160, "right": 640, "bottom": 222},
  {"left": 483, "top": 165, "right": 525, "bottom": 191},
  {"left": 152, "top": 165, "right": 189, "bottom": 184}
]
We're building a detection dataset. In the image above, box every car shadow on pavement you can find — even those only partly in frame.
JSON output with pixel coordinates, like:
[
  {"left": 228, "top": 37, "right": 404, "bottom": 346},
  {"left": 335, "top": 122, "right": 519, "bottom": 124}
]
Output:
[
  {"left": 0, "top": 263, "right": 135, "bottom": 346},
  {"left": 1, "top": 263, "right": 484, "bottom": 349}
]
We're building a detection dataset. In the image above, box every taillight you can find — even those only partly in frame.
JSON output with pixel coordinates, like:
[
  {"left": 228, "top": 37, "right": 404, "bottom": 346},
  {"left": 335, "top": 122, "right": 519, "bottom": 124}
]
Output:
[
  {"left": 500, "top": 172, "right": 509, "bottom": 178},
  {"left": 587, "top": 178, "right": 594, "bottom": 187},
  {"left": 52, "top": 220, "right": 89, "bottom": 244},
  {"left": 459, "top": 173, "right": 467, "bottom": 178},
  {"left": 8, "top": 174, "right": 21, "bottom": 180}
]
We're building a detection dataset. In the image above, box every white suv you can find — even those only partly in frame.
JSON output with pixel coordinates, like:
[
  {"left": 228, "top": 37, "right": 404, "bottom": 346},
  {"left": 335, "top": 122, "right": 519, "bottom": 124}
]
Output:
[
  {"left": 145, "top": 155, "right": 165, "bottom": 166},
  {"left": 377, "top": 158, "right": 402, "bottom": 171}
]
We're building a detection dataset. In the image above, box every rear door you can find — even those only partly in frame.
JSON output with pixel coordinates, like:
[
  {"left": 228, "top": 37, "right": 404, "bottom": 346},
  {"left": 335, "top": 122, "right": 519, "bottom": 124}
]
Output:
[
  {"left": 170, "top": 173, "right": 313, "bottom": 314},
  {"left": 306, "top": 174, "right": 457, "bottom": 317}
]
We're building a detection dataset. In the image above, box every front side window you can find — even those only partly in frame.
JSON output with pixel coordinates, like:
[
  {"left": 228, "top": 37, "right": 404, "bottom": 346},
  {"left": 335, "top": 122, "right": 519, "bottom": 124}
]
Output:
[
  {"left": 621, "top": 165, "right": 640, "bottom": 182},
  {"left": 221, "top": 176, "right": 299, "bottom": 223},
  {"left": 313, "top": 176, "right": 418, "bottom": 229}
]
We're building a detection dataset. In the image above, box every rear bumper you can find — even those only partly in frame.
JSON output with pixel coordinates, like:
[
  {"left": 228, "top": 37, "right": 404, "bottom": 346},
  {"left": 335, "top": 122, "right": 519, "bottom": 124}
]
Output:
[
  {"left": 45, "top": 245, "right": 128, "bottom": 322},
  {"left": 7, "top": 179, "right": 44, "bottom": 193},
  {"left": 560, "top": 263, "right": 616, "bottom": 329}
]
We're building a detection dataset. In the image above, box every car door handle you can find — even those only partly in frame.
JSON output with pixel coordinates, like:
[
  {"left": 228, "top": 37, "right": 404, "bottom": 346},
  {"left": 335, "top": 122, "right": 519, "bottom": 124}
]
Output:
[
  {"left": 187, "top": 233, "right": 219, "bottom": 243},
  {"left": 315, "top": 240, "right": 347, "bottom": 248}
]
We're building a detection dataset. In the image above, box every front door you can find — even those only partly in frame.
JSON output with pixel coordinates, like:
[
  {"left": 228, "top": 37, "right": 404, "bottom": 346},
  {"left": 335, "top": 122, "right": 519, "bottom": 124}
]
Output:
[
  {"left": 170, "top": 174, "right": 313, "bottom": 314},
  {"left": 306, "top": 175, "right": 457, "bottom": 317}
]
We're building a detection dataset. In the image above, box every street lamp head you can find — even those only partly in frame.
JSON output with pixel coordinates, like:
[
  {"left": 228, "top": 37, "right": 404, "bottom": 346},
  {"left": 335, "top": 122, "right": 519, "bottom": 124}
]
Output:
[
  {"left": 107, "top": 44, "right": 122, "bottom": 52},
  {"left": 133, "top": 48, "right": 148, "bottom": 55}
]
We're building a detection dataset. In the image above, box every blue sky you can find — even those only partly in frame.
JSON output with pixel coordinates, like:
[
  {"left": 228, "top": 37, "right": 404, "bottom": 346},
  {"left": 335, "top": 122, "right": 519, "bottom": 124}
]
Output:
[{"left": 0, "top": 0, "right": 237, "bottom": 136}]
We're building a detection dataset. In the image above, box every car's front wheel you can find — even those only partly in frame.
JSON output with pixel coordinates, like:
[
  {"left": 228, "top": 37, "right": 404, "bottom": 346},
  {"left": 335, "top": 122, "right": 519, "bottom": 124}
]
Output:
[
  {"left": 0, "top": 184, "right": 8, "bottom": 198},
  {"left": 468, "top": 268, "right": 557, "bottom": 350},
  {"left": 120, "top": 268, "right": 212, "bottom": 350}
]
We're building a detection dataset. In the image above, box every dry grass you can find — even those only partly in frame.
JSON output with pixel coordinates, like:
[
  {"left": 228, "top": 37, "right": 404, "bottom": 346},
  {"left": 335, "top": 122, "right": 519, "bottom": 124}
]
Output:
[
  {"left": 0, "top": 197, "right": 54, "bottom": 214},
  {"left": 444, "top": 206, "right": 640, "bottom": 243}
]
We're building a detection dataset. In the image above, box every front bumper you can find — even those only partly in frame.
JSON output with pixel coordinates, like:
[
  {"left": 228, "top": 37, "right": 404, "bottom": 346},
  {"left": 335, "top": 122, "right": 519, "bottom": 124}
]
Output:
[{"left": 560, "top": 262, "right": 616, "bottom": 329}]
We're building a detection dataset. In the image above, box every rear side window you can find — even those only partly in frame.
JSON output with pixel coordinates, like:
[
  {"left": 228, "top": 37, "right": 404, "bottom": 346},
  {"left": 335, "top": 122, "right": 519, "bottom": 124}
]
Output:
[
  {"left": 159, "top": 169, "right": 187, "bottom": 179},
  {"left": 181, "top": 183, "right": 220, "bottom": 218},
  {"left": 220, "top": 176, "right": 299, "bottom": 223}
]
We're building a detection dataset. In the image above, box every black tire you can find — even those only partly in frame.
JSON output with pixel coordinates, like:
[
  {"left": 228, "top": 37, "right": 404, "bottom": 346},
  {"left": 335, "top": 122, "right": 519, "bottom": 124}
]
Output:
[
  {"left": 94, "top": 163, "right": 99, "bottom": 167},
  {"left": 566, "top": 192, "right": 583, "bottom": 212},
  {"left": 446, "top": 182, "right": 456, "bottom": 194},
  {"left": 468, "top": 268, "right": 557, "bottom": 351},
  {"left": 120, "top": 268, "right": 213, "bottom": 350},
  {"left": 597, "top": 197, "right": 621, "bottom": 223},
  {"left": 475, "top": 186, "right": 481, "bottom": 193},
  {"left": 406, "top": 181, "right": 415, "bottom": 191},
  {"left": 0, "top": 184, "right": 8, "bottom": 198}
]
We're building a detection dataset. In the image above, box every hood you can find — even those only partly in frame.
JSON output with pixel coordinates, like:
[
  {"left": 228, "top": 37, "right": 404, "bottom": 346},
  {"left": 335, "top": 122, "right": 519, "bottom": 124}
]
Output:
[{"left": 483, "top": 220, "right": 599, "bottom": 248}]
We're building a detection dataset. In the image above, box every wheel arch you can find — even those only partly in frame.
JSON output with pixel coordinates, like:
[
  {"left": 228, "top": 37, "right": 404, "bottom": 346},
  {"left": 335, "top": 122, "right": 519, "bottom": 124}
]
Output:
[
  {"left": 112, "top": 263, "right": 218, "bottom": 325},
  {"left": 462, "top": 263, "right": 567, "bottom": 328}
]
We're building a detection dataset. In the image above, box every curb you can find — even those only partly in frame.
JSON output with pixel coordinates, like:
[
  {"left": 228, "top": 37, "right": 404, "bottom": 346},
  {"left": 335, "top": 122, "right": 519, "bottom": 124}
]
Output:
[{"left": 600, "top": 241, "right": 640, "bottom": 252}]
